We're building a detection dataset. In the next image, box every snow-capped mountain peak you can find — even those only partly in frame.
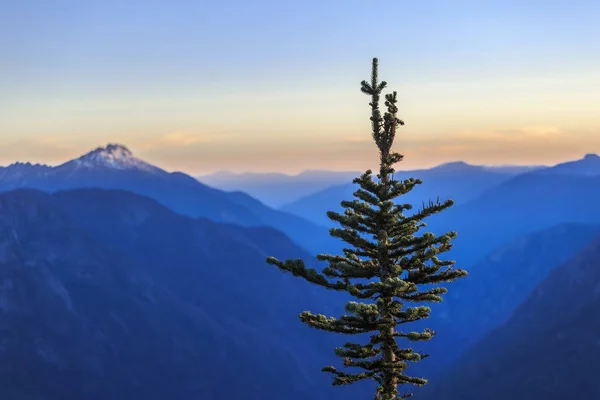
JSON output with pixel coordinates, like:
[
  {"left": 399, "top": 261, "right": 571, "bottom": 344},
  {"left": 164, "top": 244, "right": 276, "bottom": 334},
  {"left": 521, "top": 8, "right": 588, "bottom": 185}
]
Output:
[{"left": 70, "top": 144, "right": 160, "bottom": 172}]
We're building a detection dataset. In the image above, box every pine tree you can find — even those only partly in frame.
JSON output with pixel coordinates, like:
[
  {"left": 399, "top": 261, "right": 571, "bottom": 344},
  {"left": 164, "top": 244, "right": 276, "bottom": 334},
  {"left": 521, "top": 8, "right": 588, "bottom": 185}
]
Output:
[{"left": 266, "top": 58, "right": 467, "bottom": 399}]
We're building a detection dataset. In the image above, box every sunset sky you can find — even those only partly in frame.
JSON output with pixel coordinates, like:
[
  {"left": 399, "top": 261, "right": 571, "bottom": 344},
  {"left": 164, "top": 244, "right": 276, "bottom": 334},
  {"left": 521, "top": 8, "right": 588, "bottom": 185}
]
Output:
[{"left": 2, "top": 0, "right": 600, "bottom": 174}]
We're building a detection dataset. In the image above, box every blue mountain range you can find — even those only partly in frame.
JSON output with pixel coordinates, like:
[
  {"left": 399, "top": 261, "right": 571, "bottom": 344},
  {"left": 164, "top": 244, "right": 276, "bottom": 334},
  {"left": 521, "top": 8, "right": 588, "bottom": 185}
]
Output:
[{"left": 1, "top": 144, "right": 599, "bottom": 398}]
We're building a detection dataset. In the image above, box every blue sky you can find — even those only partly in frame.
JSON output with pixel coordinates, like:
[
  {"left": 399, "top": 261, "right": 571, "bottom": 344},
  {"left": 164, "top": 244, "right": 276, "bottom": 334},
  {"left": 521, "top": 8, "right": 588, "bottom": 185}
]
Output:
[{"left": 2, "top": 0, "right": 599, "bottom": 173}]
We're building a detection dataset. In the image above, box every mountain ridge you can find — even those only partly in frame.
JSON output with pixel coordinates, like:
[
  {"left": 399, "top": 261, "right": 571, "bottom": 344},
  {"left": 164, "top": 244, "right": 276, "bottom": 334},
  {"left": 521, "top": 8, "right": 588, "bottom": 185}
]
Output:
[
  {"left": 0, "top": 144, "right": 336, "bottom": 256},
  {"left": 421, "top": 232, "right": 600, "bottom": 399},
  {"left": 63, "top": 143, "right": 161, "bottom": 173},
  {"left": 403, "top": 222, "right": 600, "bottom": 383},
  {"left": 0, "top": 187, "right": 352, "bottom": 400}
]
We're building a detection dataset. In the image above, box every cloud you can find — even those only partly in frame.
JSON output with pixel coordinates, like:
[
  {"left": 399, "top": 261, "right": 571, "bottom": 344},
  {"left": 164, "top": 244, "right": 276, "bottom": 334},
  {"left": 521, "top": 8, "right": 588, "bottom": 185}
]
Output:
[
  {"left": 450, "top": 126, "right": 564, "bottom": 143},
  {"left": 1, "top": 125, "right": 598, "bottom": 173},
  {"left": 398, "top": 126, "right": 569, "bottom": 152},
  {"left": 518, "top": 126, "right": 562, "bottom": 137},
  {"left": 397, "top": 126, "right": 600, "bottom": 167},
  {"left": 137, "top": 132, "right": 213, "bottom": 150}
]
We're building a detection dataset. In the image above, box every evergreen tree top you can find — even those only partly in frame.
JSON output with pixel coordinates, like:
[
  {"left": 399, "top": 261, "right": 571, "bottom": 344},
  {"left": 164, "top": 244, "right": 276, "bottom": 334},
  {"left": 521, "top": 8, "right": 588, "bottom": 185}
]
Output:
[{"left": 267, "top": 57, "right": 467, "bottom": 400}]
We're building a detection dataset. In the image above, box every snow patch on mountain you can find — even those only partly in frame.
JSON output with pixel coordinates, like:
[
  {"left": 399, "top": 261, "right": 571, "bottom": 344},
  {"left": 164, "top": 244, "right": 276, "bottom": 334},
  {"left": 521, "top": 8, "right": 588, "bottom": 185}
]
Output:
[{"left": 70, "top": 144, "right": 162, "bottom": 173}]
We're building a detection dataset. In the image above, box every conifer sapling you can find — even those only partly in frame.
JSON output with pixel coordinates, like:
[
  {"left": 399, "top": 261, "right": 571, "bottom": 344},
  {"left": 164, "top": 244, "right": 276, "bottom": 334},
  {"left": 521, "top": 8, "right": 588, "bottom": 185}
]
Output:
[{"left": 266, "top": 58, "right": 467, "bottom": 400}]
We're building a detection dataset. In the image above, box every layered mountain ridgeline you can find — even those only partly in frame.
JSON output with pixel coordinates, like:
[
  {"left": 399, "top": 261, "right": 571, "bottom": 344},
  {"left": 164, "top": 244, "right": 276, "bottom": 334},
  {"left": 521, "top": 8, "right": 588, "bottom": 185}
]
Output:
[
  {"left": 197, "top": 170, "right": 361, "bottom": 208},
  {"left": 279, "top": 161, "right": 543, "bottom": 227},
  {"left": 406, "top": 223, "right": 600, "bottom": 381},
  {"left": 428, "top": 155, "right": 600, "bottom": 264},
  {"left": 4, "top": 149, "right": 598, "bottom": 398},
  {"left": 0, "top": 144, "right": 337, "bottom": 256},
  {"left": 535, "top": 153, "right": 600, "bottom": 176},
  {"left": 0, "top": 188, "right": 358, "bottom": 400},
  {"left": 420, "top": 232, "right": 600, "bottom": 400},
  {"left": 280, "top": 155, "right": 600, "bottom": 266}
]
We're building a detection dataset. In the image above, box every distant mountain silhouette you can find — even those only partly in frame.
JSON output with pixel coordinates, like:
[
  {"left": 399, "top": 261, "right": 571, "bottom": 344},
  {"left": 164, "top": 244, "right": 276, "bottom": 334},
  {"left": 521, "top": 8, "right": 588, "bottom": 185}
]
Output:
[
  {"left": 534, "top": 153, "right": 600, "bottom": 176},
  {"left": 420, "top": 230, "right": 600, "bottom": 400},
  {"left": 0, "top": 188, "right": 357, "bottom": 400},
  {"left": 408, "top": 223, "right": 600, "bottom": 381},
  {"left": 428, "top": 156, "right": 600, "bottom": 263},
  {"left": 0, "top": 144, "right": 335, "bottom": 255},
  {"left": 197, "top": 169, "right": 361, "bottom": 207},
  {"left": 4, "top": 149, "right": 596, "bottom": 398},
  {"left": 280, "top": 161, "right": 540, "bottom": 227}
]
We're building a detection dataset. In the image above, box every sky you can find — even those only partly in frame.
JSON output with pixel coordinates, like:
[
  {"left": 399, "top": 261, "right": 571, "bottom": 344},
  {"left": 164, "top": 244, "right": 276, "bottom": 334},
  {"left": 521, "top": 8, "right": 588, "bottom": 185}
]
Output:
[{"left": 2, "top": 0, "right": 600, "bottom": 174}]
